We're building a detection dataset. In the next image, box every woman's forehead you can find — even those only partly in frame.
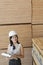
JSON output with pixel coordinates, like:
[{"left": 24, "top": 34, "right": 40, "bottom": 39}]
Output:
[{"left": 12, "top": 35, "right": 17, "bottom": 38}]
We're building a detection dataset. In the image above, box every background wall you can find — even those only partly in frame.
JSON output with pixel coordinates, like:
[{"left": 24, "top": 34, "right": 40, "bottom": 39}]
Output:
[
  {"left": 0, "top": 0, "right": 31, "bottom": 24},
  {"left": 0, "top": 0, "right": 32, "bottom": 65},
  {"left": 32, "top": 0, "right": 43, "bottom": 38},
  {"left": 0, "top": 0, "right": 43, "bottom": 65}
]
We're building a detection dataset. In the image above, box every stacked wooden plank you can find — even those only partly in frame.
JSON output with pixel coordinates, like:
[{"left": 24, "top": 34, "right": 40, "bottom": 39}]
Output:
[
  {"left": 0, "top": 24, "right": 32, "bottom": 65},
  {"left": 0, "top": 24, "right": 32, "bottom": 48},
  {"left": 0, "top": 0, "right": 32, "bottom": 65},
  {"left": 32, "top": 38, "right": 43, "bottom": 65},
  {"left": 32, "top": 0, "right": 43, "bottom": 38},
  {"left": 32, "top": 0, "right": 43, "bottom": 24},
  {"left": 32, "top": 25, "right": 43, "bottom": 37},
  {"left": 0, "top": 0, "right": 31, "bottom": 24},
  {"left": 33, "top": 60, "right": 36, "bottom": 65}
]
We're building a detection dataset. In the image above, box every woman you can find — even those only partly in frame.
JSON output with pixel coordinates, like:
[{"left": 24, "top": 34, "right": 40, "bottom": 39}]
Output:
[{"left": 7, "top": 31, "right": 24, "bottom": 65}]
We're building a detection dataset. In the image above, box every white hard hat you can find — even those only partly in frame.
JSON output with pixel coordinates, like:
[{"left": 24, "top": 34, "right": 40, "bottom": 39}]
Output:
[{"left": 9, "top": 31, "right": 17, "bottom": 37}]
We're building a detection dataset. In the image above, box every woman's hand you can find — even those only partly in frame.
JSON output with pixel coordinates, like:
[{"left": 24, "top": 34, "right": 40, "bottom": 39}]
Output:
[
  {"left": 5, "top": 55, "right": 12, "bottom": 60},
  {"left": 11, "top": 54, "right": 17, "bottom": 59},
  {"left": 6, "top": 55, "right": 17, "bottom": 60}
]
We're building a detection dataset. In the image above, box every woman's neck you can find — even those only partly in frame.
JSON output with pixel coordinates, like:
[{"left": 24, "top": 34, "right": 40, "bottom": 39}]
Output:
[{"left": 13, "top": 42, "right": 17, "bottom": 45}]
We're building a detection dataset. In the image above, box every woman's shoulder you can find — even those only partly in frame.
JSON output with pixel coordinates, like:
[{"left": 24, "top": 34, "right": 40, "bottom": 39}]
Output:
[{"left": 18, "top": 43, "right": 23, "bottom": 47}]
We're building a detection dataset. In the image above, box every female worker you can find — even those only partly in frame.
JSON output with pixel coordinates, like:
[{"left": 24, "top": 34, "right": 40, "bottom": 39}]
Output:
[{"left": 7, "top": 31, "right": 24, "bottom": 65}]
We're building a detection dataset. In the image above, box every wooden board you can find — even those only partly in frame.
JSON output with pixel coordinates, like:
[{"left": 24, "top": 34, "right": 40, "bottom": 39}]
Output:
[
  {"left": 32, "top": 38, "right": 43, "bottom": 56},
  {"left": 32, "top": 25, "right": 43, "bottom": 37},
  {"left": 0, "top": 48, "right": 32, "bottom": 65},
  {"left": 33, "top": 38, "right": 43, "bottom": 50},
  {"left": 32, "top": 38, "right": 43, "bottom": 65},
  {"left": 0, "top": 50, "right": 8, "bottom": 65},
  {"left": 33, "top": 61, "right": 36, "bottom": 65},
  {"left": 21, "top": 48, "right": 32, "bottom": 65},
  {"left": 0, "top": 0, "right": 31, "bottom": 24},
  {"left": 32, "top": 0, "right": 43, "bottom": 24},
  {"left": 0, "top": 24, "right": 32, "bottom": 49}
]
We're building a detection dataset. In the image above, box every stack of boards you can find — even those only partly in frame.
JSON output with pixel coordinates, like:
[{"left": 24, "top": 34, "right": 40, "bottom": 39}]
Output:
[{"left": 32, "top": 38, "right": 43, "bottom": 65}]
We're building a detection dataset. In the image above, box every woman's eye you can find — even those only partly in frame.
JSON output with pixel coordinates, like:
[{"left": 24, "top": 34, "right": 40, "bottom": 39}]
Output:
[{"left": 13, "top": 37, "right": 16, "bottom": 39}]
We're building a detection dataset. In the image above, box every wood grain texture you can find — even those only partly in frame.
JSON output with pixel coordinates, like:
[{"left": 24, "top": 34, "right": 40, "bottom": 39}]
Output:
[
  {"left": 32, "top": 25, "right": 43, "bottom": 37},
  {"left": 21, "top": 48, "right": 32, "bottom": 65},
  {"left": 0, "top": 48, "right": 32, "bottom": 65},
  {"left": 0, "top": 24, "right": 32, "bottom": 49},
  {"left": 0, "top": 0, "right": 31, "bottom": 24},
  {"left": 32, "top": 0, "right": 43, "bottom": 24},
  {"left": 33, "top": 61, "right": 36, "bottom": 65}
]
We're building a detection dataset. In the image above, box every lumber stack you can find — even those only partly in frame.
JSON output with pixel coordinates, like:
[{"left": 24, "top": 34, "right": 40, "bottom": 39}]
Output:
[{"left": 32, "top": 38, "right": 43, "bottom": 65}]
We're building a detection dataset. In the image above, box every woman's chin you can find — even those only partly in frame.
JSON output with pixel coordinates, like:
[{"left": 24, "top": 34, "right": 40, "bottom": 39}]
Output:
[{"left": 14, "top": 41, "right": 17, "bottom": 43}]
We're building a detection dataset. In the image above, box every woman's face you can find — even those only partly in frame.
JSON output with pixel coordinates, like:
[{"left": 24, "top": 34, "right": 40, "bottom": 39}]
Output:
[{"left": 11, "top": 35, "right": 18, "bottom": 43}]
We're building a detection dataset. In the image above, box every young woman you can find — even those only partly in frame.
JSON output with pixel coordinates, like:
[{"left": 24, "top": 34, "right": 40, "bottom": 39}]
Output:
[{"left": 7, "top": 31, "right": 24, "bottom": 65}]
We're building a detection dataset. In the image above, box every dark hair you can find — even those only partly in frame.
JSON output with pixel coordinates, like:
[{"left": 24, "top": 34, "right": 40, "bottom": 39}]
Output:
[{"left": 9, "top": 35, "right": 20, "bottom": 50}]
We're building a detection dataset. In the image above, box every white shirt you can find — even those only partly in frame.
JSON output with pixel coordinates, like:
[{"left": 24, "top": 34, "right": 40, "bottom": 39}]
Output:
[{"left": 7, "top": 43, "right": 21, "bottom": 55}]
